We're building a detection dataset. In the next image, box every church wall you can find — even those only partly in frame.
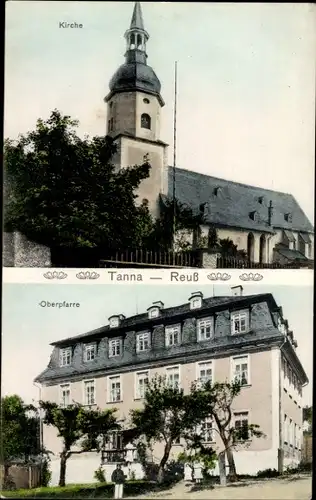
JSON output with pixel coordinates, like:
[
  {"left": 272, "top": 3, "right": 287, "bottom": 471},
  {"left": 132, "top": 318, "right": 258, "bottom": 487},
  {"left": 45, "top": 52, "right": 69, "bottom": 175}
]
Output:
[
  {"left": 135, "top": 92, "right": 161, "bottom": 141},
  {"left": 120, "top": 137, "right": 168, "bottom": 218},
  {"left": 108, "top": 92, "right": 136, "bottom": 136}
]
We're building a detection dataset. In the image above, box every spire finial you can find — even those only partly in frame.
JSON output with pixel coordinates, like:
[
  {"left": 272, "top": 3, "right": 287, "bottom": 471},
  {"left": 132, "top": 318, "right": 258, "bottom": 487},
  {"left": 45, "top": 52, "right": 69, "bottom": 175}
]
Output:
[{"left": 130, "top": 2, "right": 145, "bottom": 31}]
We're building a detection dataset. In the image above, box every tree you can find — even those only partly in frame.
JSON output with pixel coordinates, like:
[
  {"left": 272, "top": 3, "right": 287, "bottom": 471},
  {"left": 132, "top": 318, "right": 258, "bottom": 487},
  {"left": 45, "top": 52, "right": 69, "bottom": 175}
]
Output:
[
  {"left": 303, "top": 406, "right": 312, "bottom": 433},
  {"left": 4, "top": 110, "right": 153, "bottom": 258},
  {"left": 39, "top": 401, "right": 119, "bottom": 487},
  {"left": 1, "top": 395, "right": 42, "bottom": 487},
  {"left": 193, "top": 381, "right": 264, "bottom": 481},
  {"left": 147, "top": 197, "right": 206, "bottom": 251},
  {"left": 129, "top": 376, "right": 212, "bottom": 483},
  {"left": 178, "top": 431, "right": 217, "bottom": 481}
]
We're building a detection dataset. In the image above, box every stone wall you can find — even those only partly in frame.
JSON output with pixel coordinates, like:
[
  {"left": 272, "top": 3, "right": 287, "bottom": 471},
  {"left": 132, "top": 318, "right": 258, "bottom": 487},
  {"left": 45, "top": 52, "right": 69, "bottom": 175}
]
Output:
[{"left": 3, "top": 231, "right": 51, "bottom": 267}]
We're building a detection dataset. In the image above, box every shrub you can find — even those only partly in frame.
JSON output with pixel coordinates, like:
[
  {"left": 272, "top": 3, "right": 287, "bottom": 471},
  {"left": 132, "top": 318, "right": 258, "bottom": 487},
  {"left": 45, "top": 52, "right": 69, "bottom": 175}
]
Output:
[
  {"left": 257, "top": 468, "right": 279, "bottom": 478},
  {"left": 163, "top": 460, "right": 184, "bottom": 485},
  {"left": 94, "top": 467, "right": 106, "bottom": 483},
  {"left": 41, "top": 459, "right": 52, "bottom": 487}
]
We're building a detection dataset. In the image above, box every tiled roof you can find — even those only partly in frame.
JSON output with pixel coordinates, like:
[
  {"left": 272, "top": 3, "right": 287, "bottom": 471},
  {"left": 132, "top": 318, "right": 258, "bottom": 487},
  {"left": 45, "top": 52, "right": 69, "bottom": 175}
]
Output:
[
  {"left": 274, "top": 244, "right": 308, "bottom": 262},
  {"left": 167, "top": 167, "right": 314, "bottom": 233},
  {"left": 51, "top": 293, "right": 275, "bottom": 347}
]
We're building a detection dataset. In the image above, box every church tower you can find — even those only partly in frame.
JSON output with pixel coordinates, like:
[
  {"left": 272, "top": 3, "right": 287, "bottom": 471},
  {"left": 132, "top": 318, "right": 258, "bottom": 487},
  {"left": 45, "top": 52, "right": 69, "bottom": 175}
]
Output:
[{"left": 104, "top": 2, "right": 168, "bottom": 217}]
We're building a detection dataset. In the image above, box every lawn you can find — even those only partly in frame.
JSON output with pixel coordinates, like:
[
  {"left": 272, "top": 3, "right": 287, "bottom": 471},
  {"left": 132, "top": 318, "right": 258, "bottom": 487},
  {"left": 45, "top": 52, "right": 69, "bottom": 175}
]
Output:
[{"left": 1, "top": 480, "right": 156, "bottom": 498}]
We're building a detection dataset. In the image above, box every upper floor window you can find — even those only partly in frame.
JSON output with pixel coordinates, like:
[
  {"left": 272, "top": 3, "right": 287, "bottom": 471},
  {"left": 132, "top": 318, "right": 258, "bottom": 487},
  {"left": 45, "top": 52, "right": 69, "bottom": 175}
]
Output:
[
  {"left": 232, "top": 355, "right": 249, "bottom": 386},
  {"left": 84, "top": 344, "right": 96, "bottom": 362},
  {"left": 191, "top": 297, "right": 202, "bottom": 309},
  {"left": 135, "top": 371, "right": 149, "bottom": 399},
  {"left": 197, "top": 361, "right": 213, "bottom": 386},
  {"left": 60, "top": 347, "right": 72, "bottom": 367},
  {"left": 136, "top": 332, "right": 150, "bottom": 352},
  {"left": 143, "top": 98, "right": 150, "bottom": 104},
  {"left": 60, "top": 384, "right": 70, "bottom": 407},
  {"left": 234, "top": 411, "right": 249, "bottom": 441},
  {"left": 166, "top": 366, "right": 180, "bottom": 390},
  {"left": 109, "top": 339, "right": 122, "bottom": 357},
  {"left": 109, "top": 375, "right": 122, "bottom": 403},
  {"left": 231, "top": 311, "right": 249, "bottom": 335},
  {"left": 201, "top": 418, "right": 215, "bottom": 443},
  {"left": 197, "top": 318, "right": 213, "bottom": 341},
  {"left": 84, "top": 380, "right": 95, "bottom": 406},
  {"left": 165, "top": 325, "right": 180, "bottom": 347},
  {"left": 141, "top": 113, "right": 151, "bottom": 130}
]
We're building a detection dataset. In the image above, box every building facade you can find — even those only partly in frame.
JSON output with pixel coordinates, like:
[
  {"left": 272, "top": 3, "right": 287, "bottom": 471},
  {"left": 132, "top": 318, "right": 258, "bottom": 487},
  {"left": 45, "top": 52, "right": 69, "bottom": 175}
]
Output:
[{"left": 35, "top": 287, "right": 308, "bottom": 484}]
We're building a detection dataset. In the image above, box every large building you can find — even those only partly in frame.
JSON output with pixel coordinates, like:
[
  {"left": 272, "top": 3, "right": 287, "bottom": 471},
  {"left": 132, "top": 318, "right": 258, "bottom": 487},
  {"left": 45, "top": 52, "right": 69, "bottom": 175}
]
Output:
[
  {"left": 103, "top": 2, "right": 314, "bottom": 266},
  {"left": 35, "top": 287, "right": 308, "bottom": 484}
]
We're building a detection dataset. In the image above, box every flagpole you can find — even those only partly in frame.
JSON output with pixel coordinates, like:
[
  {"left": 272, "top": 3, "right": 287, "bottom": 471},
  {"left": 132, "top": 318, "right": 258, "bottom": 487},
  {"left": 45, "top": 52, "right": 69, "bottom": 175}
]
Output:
[{"left": 172, "top": 61, "right": 178, "bottom": 257}]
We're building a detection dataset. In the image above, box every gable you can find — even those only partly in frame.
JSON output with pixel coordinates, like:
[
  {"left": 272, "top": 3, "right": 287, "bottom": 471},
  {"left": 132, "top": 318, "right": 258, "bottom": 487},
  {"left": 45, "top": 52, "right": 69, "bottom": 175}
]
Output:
[{"left": 167, "top": 167, "right": 313, "bottom": 234}]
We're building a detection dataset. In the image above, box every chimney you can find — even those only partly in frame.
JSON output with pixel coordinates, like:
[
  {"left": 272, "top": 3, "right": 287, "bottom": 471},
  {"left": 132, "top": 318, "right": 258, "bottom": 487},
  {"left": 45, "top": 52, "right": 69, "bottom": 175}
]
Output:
[
  {"left": 268, "top": 200, "right": 274, "bottom": 226},
  {"left": 231, "top": 285, "right": 243, "bottom": 297}
]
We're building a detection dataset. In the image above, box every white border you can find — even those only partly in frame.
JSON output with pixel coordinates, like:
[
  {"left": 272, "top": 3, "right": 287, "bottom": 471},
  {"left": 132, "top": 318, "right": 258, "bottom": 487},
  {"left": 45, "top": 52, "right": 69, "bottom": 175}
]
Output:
[{"left": 2, "top": 268, "right": 314, "bottom": 285}]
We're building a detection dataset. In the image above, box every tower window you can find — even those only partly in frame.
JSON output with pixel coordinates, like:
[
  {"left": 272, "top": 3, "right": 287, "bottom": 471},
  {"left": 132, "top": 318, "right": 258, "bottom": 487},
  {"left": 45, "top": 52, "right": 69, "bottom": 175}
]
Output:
[
  {"left": 141, "top": 113, "right": 151, "bottom": 130},
  {"left": 109, "top": 117, "right": 114, "bottom": 131},
  {"left": 143, "top": 98, "right": 150, "bottom": 104},
  {"left": 137, "top": 34, "right": 142, "bottom": 48},
  {"left": 109, "top": 101, "right": 113, "bottom": 109},
  {"left": 130, "top": 33, "right": 135, "bottom": 49}
]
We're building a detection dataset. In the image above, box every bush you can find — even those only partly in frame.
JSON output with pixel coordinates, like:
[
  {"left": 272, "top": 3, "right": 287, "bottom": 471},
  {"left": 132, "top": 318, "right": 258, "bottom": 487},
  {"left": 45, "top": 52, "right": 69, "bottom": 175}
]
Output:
[
  {"left": 257, "top": 468, "right": 280, "bottom": 478},
  {"left": 163, "top": 460, "right": 184, "bottom": 485},
  {"left": 41, "top": 459, "right": 52, "bottom": 487},
  {"left": 94, "top": 467, "right": 106, "bottom": 483}
]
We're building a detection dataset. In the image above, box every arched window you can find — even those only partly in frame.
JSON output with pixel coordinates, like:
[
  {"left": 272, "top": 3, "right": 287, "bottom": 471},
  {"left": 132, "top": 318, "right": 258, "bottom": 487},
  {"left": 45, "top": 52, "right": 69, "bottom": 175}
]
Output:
[
  {"left": 141, "top": 113, "right": 151, "bottom": 130},
  {"left": 137, "top": 34, "right": 142, "bottom": 48},
  {"left": 247, "top": 232, "right": 255, "bottom": 262}
]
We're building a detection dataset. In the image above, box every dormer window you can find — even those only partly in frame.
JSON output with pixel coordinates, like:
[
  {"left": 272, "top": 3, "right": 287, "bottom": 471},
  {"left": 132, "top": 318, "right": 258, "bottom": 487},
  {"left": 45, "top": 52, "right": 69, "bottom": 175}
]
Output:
[
  {"left": 109, "top": 338, "right": 122, "bottom": 357},
  {"left": 231, "top": 311, "right": 249, "bottom": 335},
  {"left": 84, "top": 344, "right": 96, "bottom": 362},
  {"left": 249, "top": 210, "right": 258, "bottom": 222},
  {"left": 258, "top": 196, "right": 264, "bottom": 204},
  {"left": 60, "top": 347, "right": 72, "bottom": 367},
  {"left": 147, "top": 301, "right": 164, "bottom": 319},
  {"left": 189, "top": 292, "right": 203, "bottom": 310},
  {"left": 284, "top": 213, "right": 293, "bottom": 223},
  {"left": 141, "top": 113, "right": 151, "bottom": 129},
  {"left": 213, "top": 187, "right": 220, "bottom": 196},
  {"left": 109, "top": 316, "right": 119, "bottom": 328},
  {"left": 149, "top": 307, "right": 159, "bottom": 318}
]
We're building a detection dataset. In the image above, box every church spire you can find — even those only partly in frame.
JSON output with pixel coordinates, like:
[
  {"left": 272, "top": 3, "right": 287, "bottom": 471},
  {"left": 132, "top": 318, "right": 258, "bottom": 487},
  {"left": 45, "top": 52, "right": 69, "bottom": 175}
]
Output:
[
  {"left": 124, "top": 2, "right": 149, "bottom": 64},
  {"left": 130, "top": 2, "right": 145, "bottom": 31}
]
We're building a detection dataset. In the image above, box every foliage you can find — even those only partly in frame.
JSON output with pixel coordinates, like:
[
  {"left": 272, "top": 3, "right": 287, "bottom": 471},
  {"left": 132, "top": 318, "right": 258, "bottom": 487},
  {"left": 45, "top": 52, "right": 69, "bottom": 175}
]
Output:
[
  {"left": 94, "top": 467, "right": 106, "bottom": 483},
  {"left": 1, "top": 395, "right": 45, "bottom": 487},
  {"left": 39, "top": 401, "right": 119, "bottom": 487},
  {"left": 257, "top": 468, "right": 280, "bottom": 478},
  {"left": 302, "top": 406, "right": 312, "bottom": 433},
  {"left": 146, "top": 197, "right": 206, "bottom": 251},
  {"left": 4, "top": 110, "right": 153, "bottom": 251},
  {"left": 1, "top": 480, "right": 156, "bottom": 498},
  {"left": 129, "top": 375, "right": 213, "bottom": 482},
  {"left": 178, "top": 432, "right": 217, "bottom": 480},
  {"left": 190, "top": 381, "right": 265, "bottom": 481},
  {"left": 41, "top": 458, "right": 52, "bottom": 487}
]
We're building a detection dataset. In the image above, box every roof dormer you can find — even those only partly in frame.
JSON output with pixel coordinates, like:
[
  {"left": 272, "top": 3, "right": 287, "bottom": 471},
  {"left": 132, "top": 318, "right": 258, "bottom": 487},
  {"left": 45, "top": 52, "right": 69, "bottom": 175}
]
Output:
[
  {"left": 147, "top": 301, "right": 164, "bottom": 319},
  {"left": 213, "top": 187, "right": 221, "bottom": 196},
  {"left": 284, "top": 213, "right": 293, "bottom": 223},
  {"left": 258, "top": 196, "right": 264, "bottom": 205},
  {"left": 109, "top": 315, "right": 125, "bottom": 328},
  {"left": 189, "top": 292, "right": 203, "bottom": 310},
  {"left": 249, "top": 210, "right": 258, "bottom": 222}
]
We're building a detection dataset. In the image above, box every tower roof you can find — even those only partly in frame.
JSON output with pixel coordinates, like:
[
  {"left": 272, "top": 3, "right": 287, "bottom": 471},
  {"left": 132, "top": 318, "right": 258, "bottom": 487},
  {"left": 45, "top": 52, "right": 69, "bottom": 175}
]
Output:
[{"left": 130, "top": 2, "right": 145, "bottom": 31}]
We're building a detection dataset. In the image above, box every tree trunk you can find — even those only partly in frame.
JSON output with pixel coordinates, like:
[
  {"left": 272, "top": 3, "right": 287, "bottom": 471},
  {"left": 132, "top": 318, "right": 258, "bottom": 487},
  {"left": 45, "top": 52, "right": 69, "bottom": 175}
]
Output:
[
  {"left": 59, "top": 452, "right": 68, "bottom": 487},
  {"left": 157, "top": 441, "right": 172, "bottom": 483},
  {"left": 225, "top": 447, "right": 237, "bottom": 482}
]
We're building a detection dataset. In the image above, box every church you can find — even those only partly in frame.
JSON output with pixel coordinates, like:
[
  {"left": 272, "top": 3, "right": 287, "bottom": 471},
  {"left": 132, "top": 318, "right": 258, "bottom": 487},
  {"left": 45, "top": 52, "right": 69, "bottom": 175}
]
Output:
[
  {"left": 103, "top": 2, "right": 314, "bottom": 267},
  {"left": 3, "top": 2, "right": 313, "bottom": 268}
]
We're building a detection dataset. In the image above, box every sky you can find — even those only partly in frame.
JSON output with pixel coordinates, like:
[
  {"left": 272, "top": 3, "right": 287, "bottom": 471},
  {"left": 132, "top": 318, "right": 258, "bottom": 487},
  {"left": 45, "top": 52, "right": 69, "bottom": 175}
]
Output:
[
  {"left": 2, "top": 283, "right": 313, "bottom": 406},
  {"left": 4, "top": 2, "right": 315, "bottom": 223}
]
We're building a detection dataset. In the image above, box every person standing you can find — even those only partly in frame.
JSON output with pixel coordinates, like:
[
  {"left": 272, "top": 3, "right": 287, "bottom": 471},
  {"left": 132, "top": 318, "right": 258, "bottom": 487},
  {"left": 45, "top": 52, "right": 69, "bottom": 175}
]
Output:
[{"left": 111, "top": 464, "right": 125, "bottom": 499}]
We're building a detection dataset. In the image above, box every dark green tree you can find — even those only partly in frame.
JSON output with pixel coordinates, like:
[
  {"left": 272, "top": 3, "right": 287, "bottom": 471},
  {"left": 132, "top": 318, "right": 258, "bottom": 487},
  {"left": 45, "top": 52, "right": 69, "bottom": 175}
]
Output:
[
  {"left": 4, "top": 110, "right": 153, "bottom": 254},
  {"left": 39, "top": 401, "right": 119, "bottom": 487},
  {"left": 129, "top": 375, "right": 214, "bottom": 483}
]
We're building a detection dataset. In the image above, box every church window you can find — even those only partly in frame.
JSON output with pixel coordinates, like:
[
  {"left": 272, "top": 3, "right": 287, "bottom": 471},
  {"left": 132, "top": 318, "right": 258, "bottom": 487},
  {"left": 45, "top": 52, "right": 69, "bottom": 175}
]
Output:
[
  {"left": 143, "top": 98, "right": 150, "bottom": 104},
  {"left": 137, "top": 34, "right": 142, "bottom": 48},
  {"left": 110, "top": 118, "right": 114, "bottom": 131},
  {"left": 130, "top": 33, "right": 136, "bottom": 49},
  {"left": 141, "top": 113, "right": 151, "bottom": 130}
]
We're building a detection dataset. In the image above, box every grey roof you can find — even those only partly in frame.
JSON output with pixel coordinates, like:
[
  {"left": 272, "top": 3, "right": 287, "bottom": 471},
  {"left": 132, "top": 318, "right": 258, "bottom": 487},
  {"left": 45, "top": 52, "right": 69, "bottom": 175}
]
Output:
[
  {"left": 274, "top": 244, "right": 309, "bottom": 262},
  {"left": 130, "top": 2, "right": 145, "bottom": 30},
  {"left": 50, "top": 293, "right": 276, "bottom": 347},
  {"left": 167, "top": 167, "right": 314, "bottom": 234}
]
